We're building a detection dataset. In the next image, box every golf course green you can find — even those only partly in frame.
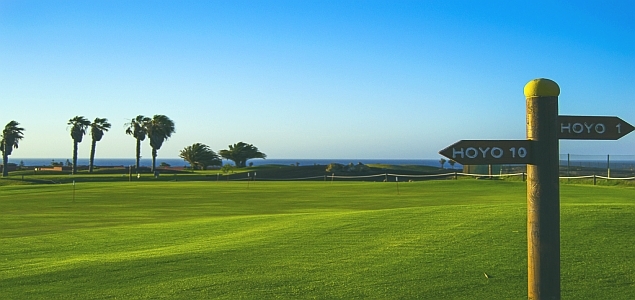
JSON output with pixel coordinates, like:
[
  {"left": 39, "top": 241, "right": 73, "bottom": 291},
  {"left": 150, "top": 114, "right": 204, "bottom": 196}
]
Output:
[{"left": 1, "top": 179, "right": 634, "bottom": 299}]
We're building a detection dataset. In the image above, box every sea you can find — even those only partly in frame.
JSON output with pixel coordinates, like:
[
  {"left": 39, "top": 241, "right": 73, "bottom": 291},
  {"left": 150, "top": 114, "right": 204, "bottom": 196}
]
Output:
[
  {"left": 9, "top": 158, "right": 456, "bottom": 168},
  {"left": 11, "top": 157, "right": 635, "bottom": 170}
]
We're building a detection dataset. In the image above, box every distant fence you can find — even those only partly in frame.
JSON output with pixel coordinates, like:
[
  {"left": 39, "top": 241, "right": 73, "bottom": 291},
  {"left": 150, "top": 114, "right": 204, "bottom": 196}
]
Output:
[
  {"left": 201, "top": 154, "right": 635, "bottom": 183},
  {"left": 226, "top": 171, "right": 635, "bottom": 183},
  {"left": 233, "top": 173, "right": 459, "bottom": 182},
  {"left": 476, "top": 154, "right": 635, "bottom": 178},
  {"left": 559, "top": 154, "right": 635, "bottom": 177}
]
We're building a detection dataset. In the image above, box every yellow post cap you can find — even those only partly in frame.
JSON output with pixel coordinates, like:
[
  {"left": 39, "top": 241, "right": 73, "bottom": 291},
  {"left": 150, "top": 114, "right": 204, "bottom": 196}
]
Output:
[{"left": 524, "top": 78, "right": 560, "bottom": 97}]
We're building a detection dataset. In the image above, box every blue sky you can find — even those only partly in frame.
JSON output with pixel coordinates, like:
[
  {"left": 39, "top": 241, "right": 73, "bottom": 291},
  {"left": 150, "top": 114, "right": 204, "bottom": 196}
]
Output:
[{"left": 1, "top": 0, "right": 634, "bottom": 160}]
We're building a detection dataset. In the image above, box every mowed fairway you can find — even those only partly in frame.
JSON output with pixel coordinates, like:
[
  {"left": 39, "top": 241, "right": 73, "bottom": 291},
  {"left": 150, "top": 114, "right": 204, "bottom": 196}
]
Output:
[{"left": 1, "top": 180, "right": 634, "bottom": 299}]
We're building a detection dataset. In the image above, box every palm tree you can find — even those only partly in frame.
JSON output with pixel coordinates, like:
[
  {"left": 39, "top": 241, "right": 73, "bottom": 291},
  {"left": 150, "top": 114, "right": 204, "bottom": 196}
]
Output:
[
  {"left": 125, "top": 115, "right": 151, "bottom": 170},
  {"left": 1, "top": 121, "right": 25, "bottom": 177},
  {"left": 448, "top": 159, "right": 456, "bottom": 170},
  {"left": 179, "top": 143, "right": 221, "bottom": 170},
  {"left": 68, "top": 116, "right": 91, "bottom": 175},
  {"left": 88, "top": 117, "right": 111, "bottom": 173},
  {"left": 146, "top": 115, "right": 175, "bottom": 173},
  {"left": 219, "top": 142, "right": 267, "bottom": 168}
]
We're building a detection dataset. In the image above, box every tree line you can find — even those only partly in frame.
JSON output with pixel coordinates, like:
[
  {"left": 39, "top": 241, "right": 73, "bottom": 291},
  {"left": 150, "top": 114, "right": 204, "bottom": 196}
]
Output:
[
  {"left": 0, "top": 115, "right": 266, "bottom": 177},
  {"left": 179, "top": 141, "right": 266, "bottom": 170}
]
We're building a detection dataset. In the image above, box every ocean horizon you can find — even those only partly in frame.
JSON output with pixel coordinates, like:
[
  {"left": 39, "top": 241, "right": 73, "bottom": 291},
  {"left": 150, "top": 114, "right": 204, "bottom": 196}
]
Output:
[
  {"left": 8, "top": 158, "right": 456, "bottom": 169},
  {"left": 9, "top": 157, "right": 635, "bottom": 170}
]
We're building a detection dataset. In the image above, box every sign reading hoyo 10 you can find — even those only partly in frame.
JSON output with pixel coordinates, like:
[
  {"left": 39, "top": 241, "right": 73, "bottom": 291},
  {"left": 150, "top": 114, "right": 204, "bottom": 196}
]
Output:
[
  {"left": 439, "top": 140, "right": 532, "bottom": 165},
  {"left": 438, "top": 78, "right": 633, "bottom": 300}
]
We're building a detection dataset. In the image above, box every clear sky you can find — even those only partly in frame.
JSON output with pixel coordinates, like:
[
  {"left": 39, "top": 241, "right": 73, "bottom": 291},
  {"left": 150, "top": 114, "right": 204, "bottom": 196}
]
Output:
[{"left": 1, "top": 0, "right": 634, "bottom": 160}]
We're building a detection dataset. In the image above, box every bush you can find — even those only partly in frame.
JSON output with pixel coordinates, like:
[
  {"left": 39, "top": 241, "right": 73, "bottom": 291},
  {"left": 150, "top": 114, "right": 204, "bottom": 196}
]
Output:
[{"left": 326, "top": 162, "right": 370, "bottom": 173}]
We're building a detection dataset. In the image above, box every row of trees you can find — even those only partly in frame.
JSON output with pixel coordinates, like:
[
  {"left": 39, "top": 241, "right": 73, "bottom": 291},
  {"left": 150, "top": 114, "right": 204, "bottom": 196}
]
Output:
[
  {"left": 439, "top": 158, "right": 457, "bottom": 169},
  {"left": 69, "top": 114, "right": 177, "bottom": 174},
  {"left": 123, "top": 115, "right": 175, "bottom": 173},
  {"left": 2, "top": 114, "right": 175, "bottom": 176},
  {"left": 67, "top": 116, "right": 112, "bottom": 174},
  {"left": 179, "top": 142, "right": 267, "bottom": 170},
  {"left": 0, "top": 115, "right": 266, "bottom": 177}
]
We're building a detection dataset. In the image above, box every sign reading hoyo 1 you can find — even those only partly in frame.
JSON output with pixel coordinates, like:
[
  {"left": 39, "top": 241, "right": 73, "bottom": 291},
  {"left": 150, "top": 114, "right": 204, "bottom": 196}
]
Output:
[
  {"left": 558, "top": 115, "right": 634, "bottom": 140},
  {"left": 438, "top": 78, "right": 633, "bottom": 300}
]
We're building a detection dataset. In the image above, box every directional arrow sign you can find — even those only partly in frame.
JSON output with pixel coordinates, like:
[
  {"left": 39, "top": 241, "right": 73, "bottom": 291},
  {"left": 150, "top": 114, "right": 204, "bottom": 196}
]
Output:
[
  {"left": 558, "top": 115, "right": 634, "bottom": 140},
  {"left": 439, "top": 140, "right": 533, "bottom": 165}
]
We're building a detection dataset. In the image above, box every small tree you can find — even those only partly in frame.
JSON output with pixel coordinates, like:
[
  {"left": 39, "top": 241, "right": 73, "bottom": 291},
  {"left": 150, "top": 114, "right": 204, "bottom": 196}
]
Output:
[
  {"left": 448, "top": 159, "right": 456, "bottom": 170},
  {"left": 219, "top": 142, "right": 266, "bottom": 168},
  {"left": 67, "top": 116, "right": 91, "bottom": 175},
  {"left": 88, "top": 117, "right": 111, "bottom": 173},
  {"left": 125, "top": 115, "right": 151, "bottom": 170},
  {"left": 179, "top": 143, "right": 221, "bottom": 170},
  {"left": 440, "top": 158, "right": 447, "bottom": 169},
  {"left": 1, "top": 121, "right": 25, "bottom": 177},
  {"left": 145, "top": 115, "right": 176, "bottom": 173},
  {"left": 221, "top": 163, "right": 233, "bottom": 174}
]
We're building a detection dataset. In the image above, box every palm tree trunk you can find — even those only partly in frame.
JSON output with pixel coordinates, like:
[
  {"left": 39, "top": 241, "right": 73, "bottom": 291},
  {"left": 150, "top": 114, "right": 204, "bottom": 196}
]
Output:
[
  {"left": 2, "top": 146, "right": 8, "bottom": 177},
  {"left": 135, "top": 138, "right": 141, "bottom": 170},
  {"left": 89, "top": 139, "right": 97, "bottom": 173},
  {"left": 72, "top": 141, "right": 78, "bottom": 175},
  {"left": 151, "top": 147, "right": 157, "bottom": 173}
]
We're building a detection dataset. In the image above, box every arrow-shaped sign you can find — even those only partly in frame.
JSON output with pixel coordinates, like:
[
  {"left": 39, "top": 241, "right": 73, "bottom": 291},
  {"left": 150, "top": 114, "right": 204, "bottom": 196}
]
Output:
[
  {"left": 558, "top": 115, "right": 634, "bottom": 140},
  {"left": 439, "top": 140, "right": 533, "bottom": 165}
]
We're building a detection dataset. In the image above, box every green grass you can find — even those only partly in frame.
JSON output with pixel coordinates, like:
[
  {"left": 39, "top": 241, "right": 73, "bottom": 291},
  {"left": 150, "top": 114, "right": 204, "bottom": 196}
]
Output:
[{"left": 1, "top": 180, "right": 634, "bottom": 299}]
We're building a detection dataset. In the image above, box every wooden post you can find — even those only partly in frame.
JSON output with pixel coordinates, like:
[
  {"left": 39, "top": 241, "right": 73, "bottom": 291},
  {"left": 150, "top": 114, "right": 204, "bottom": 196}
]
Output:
[{"left": 525, "top": 78, "right": 561, "bottom": 299}]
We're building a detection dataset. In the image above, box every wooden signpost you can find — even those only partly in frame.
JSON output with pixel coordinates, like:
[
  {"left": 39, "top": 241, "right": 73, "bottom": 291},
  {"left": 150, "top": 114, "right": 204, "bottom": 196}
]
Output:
[{"left": 439, "top": 78, "right": 634, "bottom": 300}]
